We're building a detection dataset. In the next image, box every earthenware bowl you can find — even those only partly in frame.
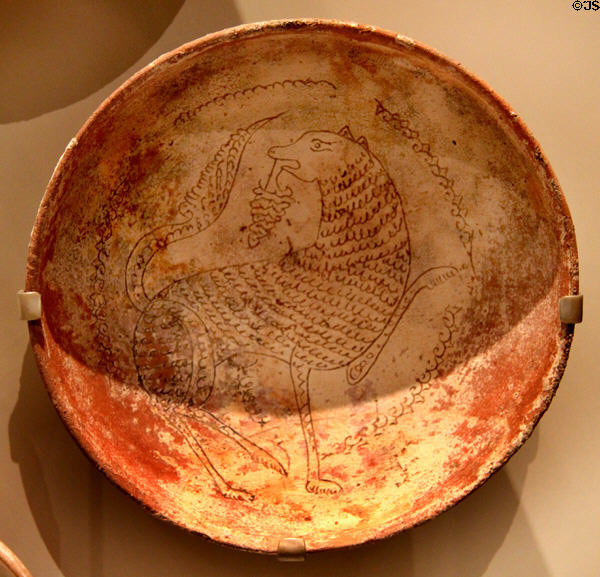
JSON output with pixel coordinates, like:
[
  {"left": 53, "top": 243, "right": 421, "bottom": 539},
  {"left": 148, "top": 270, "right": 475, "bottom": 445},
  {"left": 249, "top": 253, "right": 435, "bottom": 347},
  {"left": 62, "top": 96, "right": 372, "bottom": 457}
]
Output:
[{"left": 25, "top": 19, "right": 578, "bottom": 553}]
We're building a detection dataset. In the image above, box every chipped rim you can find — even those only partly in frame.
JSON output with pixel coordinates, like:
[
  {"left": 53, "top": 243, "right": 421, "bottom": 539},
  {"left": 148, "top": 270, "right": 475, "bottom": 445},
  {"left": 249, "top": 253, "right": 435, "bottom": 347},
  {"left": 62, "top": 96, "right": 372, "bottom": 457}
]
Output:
[{"left": 25, "top": 19, "right": 579, "bottom": 554}]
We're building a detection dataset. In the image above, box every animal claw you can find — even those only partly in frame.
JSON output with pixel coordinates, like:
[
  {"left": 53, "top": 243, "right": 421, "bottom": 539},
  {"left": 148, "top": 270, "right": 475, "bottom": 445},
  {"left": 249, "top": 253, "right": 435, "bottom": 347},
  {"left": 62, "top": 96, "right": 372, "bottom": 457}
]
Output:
[
  {"left": 221, "top": 487, "right": 255, "bottom": 502},
  {"left": 306, "top": 478, "right": 342, "bottom": 495},
  {"left": 251, "top": 447, "right": 288, "bottom": 476}
]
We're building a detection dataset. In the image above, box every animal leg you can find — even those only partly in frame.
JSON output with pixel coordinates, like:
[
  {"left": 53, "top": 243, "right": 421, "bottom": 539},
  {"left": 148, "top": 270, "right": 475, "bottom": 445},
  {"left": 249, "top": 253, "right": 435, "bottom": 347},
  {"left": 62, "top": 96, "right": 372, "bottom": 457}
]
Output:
[
  {"left": 185, "top": 407, "right": 287, "bottom": 476},
  {"left": 347, "top": 265, "right": 460, "bottom": 385},
  {"left": 134, "top": 299, "right": 214, "bottom": 405},
  {"left": 168, "top": 409, "right": 255, "bottom": 502},
  {"left": 290, "top": 356, "right": 341, "bottom": 494},
  {"left": 134, "top": 299, "right": 253, "bottom": 500}
]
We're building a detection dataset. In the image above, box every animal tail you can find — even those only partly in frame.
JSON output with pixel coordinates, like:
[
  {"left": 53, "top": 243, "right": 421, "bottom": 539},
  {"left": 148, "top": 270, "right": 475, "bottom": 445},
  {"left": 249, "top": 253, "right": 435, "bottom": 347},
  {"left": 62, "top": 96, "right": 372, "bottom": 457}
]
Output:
[
  {"left": 134, "top": 299, "right": 214, "bottom": 406},
  {"left": 346, "top": 266, "right": 459, "bottom": 385},
  {"left": 125, "top": 114, "right": 281, "bottom": 311}
]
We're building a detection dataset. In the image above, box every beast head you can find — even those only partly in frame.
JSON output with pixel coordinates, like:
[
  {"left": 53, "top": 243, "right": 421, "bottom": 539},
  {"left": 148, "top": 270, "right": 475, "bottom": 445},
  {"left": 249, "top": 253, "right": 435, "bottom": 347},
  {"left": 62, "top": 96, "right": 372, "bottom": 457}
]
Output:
[{"left": 268, "top": 126, "right": 371, "bottom": 183}]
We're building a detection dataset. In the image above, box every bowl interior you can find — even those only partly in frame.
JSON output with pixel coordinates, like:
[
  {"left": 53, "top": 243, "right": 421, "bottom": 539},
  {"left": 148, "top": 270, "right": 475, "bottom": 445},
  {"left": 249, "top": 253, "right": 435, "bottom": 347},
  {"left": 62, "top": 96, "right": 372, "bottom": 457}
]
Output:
[{"left": 26, "top": 21, "right": 577, "bottom": 553}]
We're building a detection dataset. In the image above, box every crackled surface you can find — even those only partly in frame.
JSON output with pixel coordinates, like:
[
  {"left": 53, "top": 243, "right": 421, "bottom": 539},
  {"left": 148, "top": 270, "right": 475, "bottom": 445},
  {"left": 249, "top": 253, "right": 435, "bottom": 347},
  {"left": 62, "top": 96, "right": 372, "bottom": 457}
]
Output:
[{"left": 26, "top": 21, "right": 577, "bottom": 553}]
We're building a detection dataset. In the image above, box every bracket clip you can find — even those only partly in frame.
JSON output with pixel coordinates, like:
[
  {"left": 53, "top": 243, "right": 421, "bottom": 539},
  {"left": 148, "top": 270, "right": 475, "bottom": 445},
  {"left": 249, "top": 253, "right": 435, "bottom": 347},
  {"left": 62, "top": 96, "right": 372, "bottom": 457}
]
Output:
[
  {"left": 17, "top": 290, "right": 42, "bottom": 321},
  {"left": 277, "top": 537, "right": 306, "bottom": 562},
  {"left": 559, "top": 295, "right": 583, "bottom": 324}
]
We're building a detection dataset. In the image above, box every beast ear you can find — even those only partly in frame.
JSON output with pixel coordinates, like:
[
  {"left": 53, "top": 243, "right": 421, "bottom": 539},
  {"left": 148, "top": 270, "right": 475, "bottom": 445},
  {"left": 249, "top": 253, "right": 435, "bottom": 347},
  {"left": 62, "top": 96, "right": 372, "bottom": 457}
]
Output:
[
  {"left": 338, "top": 125, "right": 355, "bottom": 140},
  {"left": 357, "top": 136, "right": 369, "bottom": 151}
]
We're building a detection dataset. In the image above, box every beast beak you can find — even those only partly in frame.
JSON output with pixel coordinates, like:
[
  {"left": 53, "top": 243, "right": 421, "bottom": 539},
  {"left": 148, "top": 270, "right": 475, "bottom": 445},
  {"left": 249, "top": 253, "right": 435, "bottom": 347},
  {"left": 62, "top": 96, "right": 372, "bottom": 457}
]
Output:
[{"left": 267, "top": 146, "right": 301, "bottom": 173}]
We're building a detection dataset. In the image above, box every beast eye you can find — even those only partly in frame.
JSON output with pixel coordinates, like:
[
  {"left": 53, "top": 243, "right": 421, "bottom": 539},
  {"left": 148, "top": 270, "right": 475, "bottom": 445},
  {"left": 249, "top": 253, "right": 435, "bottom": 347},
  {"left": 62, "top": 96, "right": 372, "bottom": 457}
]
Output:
[{"left": 310, "top": 138, "right": 333, "bottom": 152}]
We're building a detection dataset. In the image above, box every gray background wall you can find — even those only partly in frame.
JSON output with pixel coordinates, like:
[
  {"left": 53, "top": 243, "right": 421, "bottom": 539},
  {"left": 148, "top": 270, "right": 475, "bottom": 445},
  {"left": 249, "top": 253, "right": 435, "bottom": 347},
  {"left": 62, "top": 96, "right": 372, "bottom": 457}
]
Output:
[{"left": 1, "top": 1, "right": 598, "bottom": 576}]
